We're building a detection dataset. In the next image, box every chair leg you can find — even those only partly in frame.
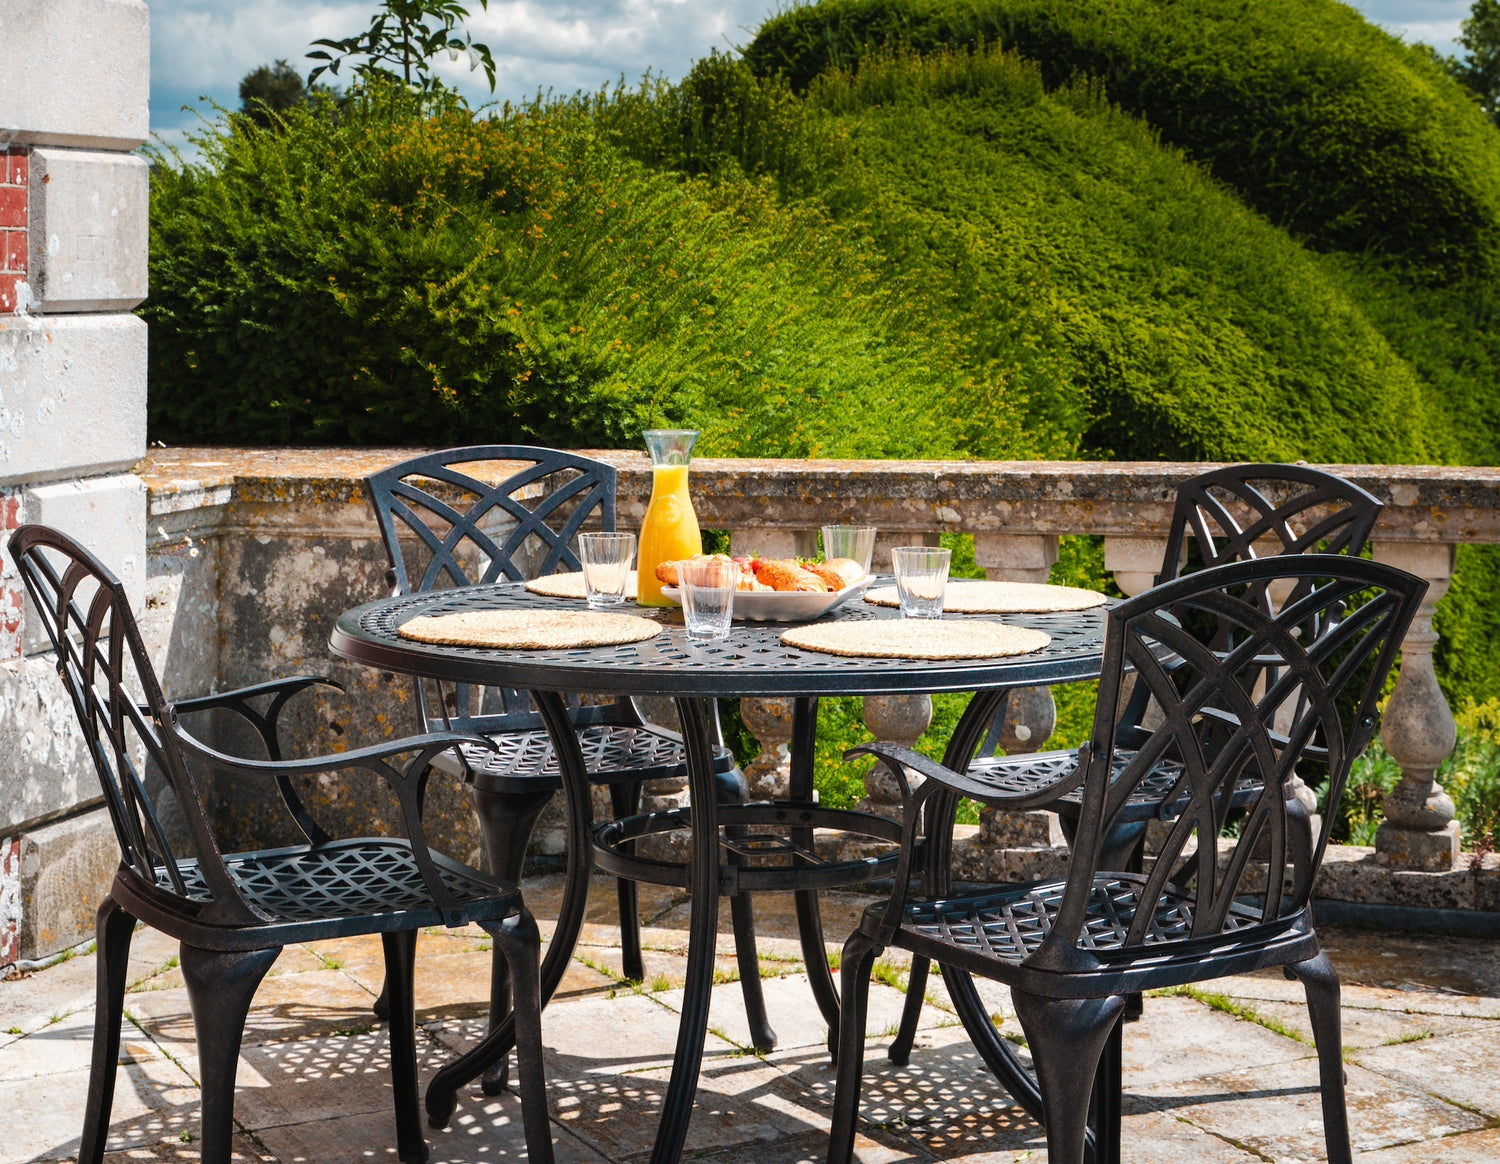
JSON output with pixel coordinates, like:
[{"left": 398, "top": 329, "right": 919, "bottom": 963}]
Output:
[
  {"left": 609, "top": 781, "right": 646, "bottom": 983},
  {"left": 472, "top": 785, "right": 554, "bottom": 1096},
  {"left": 78, "top": 897, "right": 136, "bottom": 1164},
  {"left": 888, "top": 955, "right": 929, "bottom": 1066},
  {"left": 458, "top": 910, "right": 554, "bottom": 1164},
  {"left": 1288, "top": 953, "right": 1352, "bottom": 1164},
  {"left": 827, "top": 931, "right": 878, "bottom": 1164},
  {"left": 1012, "top": 989, "right": 1126, "bottom": 1164},
  {"left": 372, "top": 926, "right": 417, "bottom": 1023},
  {"left": 180, "top": 941, "right": 280, "bottom": 1164},
  {"left": 383, "top": 931, "right": 429, "bottom": 1164}
]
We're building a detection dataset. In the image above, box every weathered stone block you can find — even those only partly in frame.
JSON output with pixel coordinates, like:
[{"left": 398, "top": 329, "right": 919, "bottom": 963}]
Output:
[
  {"left": 977, "top": 806, "right": 1063, "bottom": 848},
  {"left": 27, "top": 149, "right": 148, "bottom": 312},
  {"left": 0, "top": 649, "right": 99, "bottom": 829},
  {"left": 0, "top": 0, "right": 150, "bottom": 150},
  {"left": 16, "top": 808, "right": 117, "bottom": 959},
  {"left": 1374, "top": 819, "right": 1463, "bottom": 874},
  {"left": 20, "top": 473, "right": 146, "bottom": 655},
  {"left": 0, "top": 315, "right": 147, "bottom": 483}
]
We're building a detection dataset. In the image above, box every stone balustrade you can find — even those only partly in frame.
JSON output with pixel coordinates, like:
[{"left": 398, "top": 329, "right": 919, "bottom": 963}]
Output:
[{"left": 138, "top": 450, "right": 1500, "bottom": 875}]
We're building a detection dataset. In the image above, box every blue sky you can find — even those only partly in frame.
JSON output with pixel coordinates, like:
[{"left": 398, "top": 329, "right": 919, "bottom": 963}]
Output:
[{"left": 148, "top": 1, "right": 1478, "bottom": 150}]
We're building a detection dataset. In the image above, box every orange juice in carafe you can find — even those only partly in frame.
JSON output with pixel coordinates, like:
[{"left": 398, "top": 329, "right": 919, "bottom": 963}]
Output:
[{"left": 637, "top": 431, "right": 702, "bottom": 607}]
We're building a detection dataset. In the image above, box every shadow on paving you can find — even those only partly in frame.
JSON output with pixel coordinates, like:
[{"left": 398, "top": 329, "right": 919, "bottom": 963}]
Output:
[{"left": 1, "top": 871, "right": 1496, "bottom": 1163}]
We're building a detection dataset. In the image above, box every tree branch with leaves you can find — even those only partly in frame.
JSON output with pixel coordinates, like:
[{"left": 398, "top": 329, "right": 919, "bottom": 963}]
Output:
[{"left": 308, "top": 0, "right": 496, "bottom": 95}]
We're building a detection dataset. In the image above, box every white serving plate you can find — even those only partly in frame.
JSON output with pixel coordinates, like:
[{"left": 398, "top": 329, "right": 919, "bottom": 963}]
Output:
[{"left": 661, "top": 578, "right": 872, "bottom": 623}]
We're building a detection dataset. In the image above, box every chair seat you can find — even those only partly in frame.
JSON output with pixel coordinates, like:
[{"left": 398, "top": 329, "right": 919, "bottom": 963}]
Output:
[
  {"left": 877, "top": 874, "right": 1270, "bottom": 973},
  {"left": 966, "top": 748, "right": 1263, "bottom": 822},
  {"left": 158, "top": 838, "right": 520, "bottom": 928},
  {"left": 453, "top": 723, "right": 717, "bottom": 792}
]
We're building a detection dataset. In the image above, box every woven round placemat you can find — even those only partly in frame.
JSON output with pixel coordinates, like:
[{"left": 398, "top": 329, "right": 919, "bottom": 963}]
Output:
[
  {"left": 398, "top": 609, "right": 661, "bottom": 649},
  {"left": 864, "top": 580, "right": 1106, "bottom": 613},
  {"left": 782, "top": 618, "right": 1050, "bottom": 660},
  {"left": 524, "top": 571, "right": 639, "bottom": 600}
]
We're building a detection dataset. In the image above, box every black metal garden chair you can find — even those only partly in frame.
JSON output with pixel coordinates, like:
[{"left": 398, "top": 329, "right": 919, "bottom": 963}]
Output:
[
  {"left": 829, "top": 554, "right": 1424, "bottom": 1164},
  {"left": 890, "top": 463, "right": 1384, "bottom": 1059},
  {"left": 364, "top": 447, "right": 775, "bottom": 1066},
  {"left": 9, "top": 525, "right": 554, "bottom": 1164}
]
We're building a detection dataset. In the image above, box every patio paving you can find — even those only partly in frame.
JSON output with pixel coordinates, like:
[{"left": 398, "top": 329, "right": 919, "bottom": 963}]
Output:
[{"left": 2, "top": 873, "right": 1496, "bottom": 1164}]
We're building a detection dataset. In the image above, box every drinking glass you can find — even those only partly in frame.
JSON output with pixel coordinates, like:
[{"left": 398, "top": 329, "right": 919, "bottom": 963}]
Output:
[
  {"left": 890, "top": 546, "right": 950, "bottom": 619},
  {"left": 677, "top": 556, "right": 739, "bottom": 640},
  {"left": 821, "top": 525, "right": 877, "bottom": 575},
  {"left": 577, "top": 532, "right": 635, "bottom": 608}
]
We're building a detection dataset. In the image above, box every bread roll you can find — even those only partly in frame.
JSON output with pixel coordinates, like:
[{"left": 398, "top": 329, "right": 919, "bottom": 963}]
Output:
[{"left": 752, "top": 558, "right": 830, "bottom": 592}]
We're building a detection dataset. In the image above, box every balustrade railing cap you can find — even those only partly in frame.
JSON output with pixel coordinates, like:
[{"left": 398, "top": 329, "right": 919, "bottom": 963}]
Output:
[{"left": 137, "top": 450, "right": 1500, "bottom": 543}]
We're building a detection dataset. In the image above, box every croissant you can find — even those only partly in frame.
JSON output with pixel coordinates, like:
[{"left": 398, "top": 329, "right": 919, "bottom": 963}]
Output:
[
  {"left": 805, "top": 558, "right": 864, "bottom": 590},
  {"left": 752, "top": 558, "right": 830, "bottom": 592}
]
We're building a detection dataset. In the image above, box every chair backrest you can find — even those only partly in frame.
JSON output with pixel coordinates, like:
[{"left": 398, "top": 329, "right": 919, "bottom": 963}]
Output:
[
  {"left": 366, "top": 446, "right": 617, "bottom": 595},
  {"left": 364, "top": 447, "right": 621, "bottom": 735},
  {"left": 8, "top": 525, "right": 260, "bottom": 927},
  {"left": 1157, "top": 463, "right": 1383, "bottom": 586},
  {"left": 1030, "top": 555, "right": 1424, "bottom": 972}
]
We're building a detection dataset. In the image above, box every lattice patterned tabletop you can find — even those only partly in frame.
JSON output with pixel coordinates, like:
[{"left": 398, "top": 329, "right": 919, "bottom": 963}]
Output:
[{"left": 332, "top": 579, "right": 1114, "bottom": 698}]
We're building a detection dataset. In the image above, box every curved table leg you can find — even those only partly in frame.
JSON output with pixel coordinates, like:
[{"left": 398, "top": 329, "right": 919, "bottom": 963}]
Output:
[
  {"left": 647, "top": 696, "right": 724, "bottom": 1164},
  {"left": 425, "top": 690, "right": 595, "bottom": 1120},
  {"left": 787, "top": 697, "right": 841, "bottom": 1044},
  {"left": 890, "top": 687, "right": 1011, "bottom": 1063}
]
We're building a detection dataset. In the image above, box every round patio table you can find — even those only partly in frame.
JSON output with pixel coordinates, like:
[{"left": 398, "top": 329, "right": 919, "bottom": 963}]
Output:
[{"left": 331, "top": 582, "right": 1112, "bottom": 1164}]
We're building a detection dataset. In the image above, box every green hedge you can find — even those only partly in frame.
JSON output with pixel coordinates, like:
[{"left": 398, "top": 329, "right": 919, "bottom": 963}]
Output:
[
  {"left": 608, "top": 48, "right": 1453, "bottom": 463},
  {"left": 146, "top": 83, "right": 1020, "bottom": 459},
  {"left": 746, "top": 0, "right": 1500, "bottom": 283}
]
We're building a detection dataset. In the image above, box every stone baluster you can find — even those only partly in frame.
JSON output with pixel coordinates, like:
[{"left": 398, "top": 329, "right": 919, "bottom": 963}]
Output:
[
  {"left": 1371, "top": 543, "right": 1460, "bottom": 871},
  {"left": 858, "top": 694, "right": 934, "bottom": 817},
  {"left": 739, "top": 696, "right": 795, "bottom": 800},
  {"left": 730, "top": 528, "right": 818, "bottom": 801},
  {"left": 970, "top": 534, "right": 1064, "bottom": 848}
]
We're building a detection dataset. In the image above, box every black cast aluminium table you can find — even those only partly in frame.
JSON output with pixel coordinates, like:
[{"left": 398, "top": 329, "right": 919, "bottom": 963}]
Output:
[{"left": 330, "top": 582, "right": 1112, "bottom": 1164}]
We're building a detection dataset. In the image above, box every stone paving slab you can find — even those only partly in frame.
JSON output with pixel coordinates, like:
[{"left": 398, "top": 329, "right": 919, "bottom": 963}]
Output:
[
  {"left": 1350, "top": 1026, "right": 1500, "bottom": 1119},
  {"left": 1137, "top": 1056, "right": 1485, "bottom": 1159},
  {"left": 3, "top": 877, "right": 1498, "bottom": 1164}
]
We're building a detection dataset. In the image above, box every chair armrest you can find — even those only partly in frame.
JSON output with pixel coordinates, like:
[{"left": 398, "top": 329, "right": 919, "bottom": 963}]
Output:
[
  {"left": 169, "top": 676, "right": 344, "bottom": 758},
  {"left": 167, "top": 718, "right": 494, "bottom": 782},
  {"left": 849, "top": 741, "right": 1089, "bottom": 812},
  {"left": 167, "top": 721, "right": 500, "bottom": 924},
  {"left": 167, "top": 676, "right": 347, "bottom": 845}
]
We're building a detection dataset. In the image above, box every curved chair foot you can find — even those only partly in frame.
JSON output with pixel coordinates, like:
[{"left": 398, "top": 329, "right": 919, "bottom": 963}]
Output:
[
  {"left": 828, "top": 930, "right": 879, "bottom": 1164},
  {"left": 181, "top": 941, "right": 281, "bottom": 1164},
  {"left": 425, "top": 1082, "right": 459, "bottom": 1130},
  {"left": 78, "top": 897, "right": 137, "bottom": 1164},
  {"left": 1288, "top": 952, "right": 1352, "bottom": 1164},
  {"left": 888, "top": 955, "right": 929, "bottom": 1066}
]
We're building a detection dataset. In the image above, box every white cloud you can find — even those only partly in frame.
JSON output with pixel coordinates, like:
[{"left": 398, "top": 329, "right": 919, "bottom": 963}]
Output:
[{"left": 146, "top": 0, "right": 1479, "bottom": 143}]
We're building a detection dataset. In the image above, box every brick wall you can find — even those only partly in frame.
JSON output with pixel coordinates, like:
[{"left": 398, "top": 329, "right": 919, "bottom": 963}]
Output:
[{"left": 0, "top": 147, "right": 26, "bottom": 313}]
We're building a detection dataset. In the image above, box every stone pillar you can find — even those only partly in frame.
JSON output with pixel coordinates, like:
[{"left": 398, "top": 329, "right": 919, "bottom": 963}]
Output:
[
  {"left": 1372, "top": 542, "right": 1461, "bottom": 871},
  {"left": 0, "top": 0, "right": 151, "bottom": 965},
  {"left": 971, "top": 533, "right": 1063, "bottom": 846}
]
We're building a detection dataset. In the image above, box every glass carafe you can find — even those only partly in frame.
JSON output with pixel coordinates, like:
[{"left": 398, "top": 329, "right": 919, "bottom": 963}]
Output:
[{"left": 636, "top": 429, "right": 703, "bottom": 607}]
